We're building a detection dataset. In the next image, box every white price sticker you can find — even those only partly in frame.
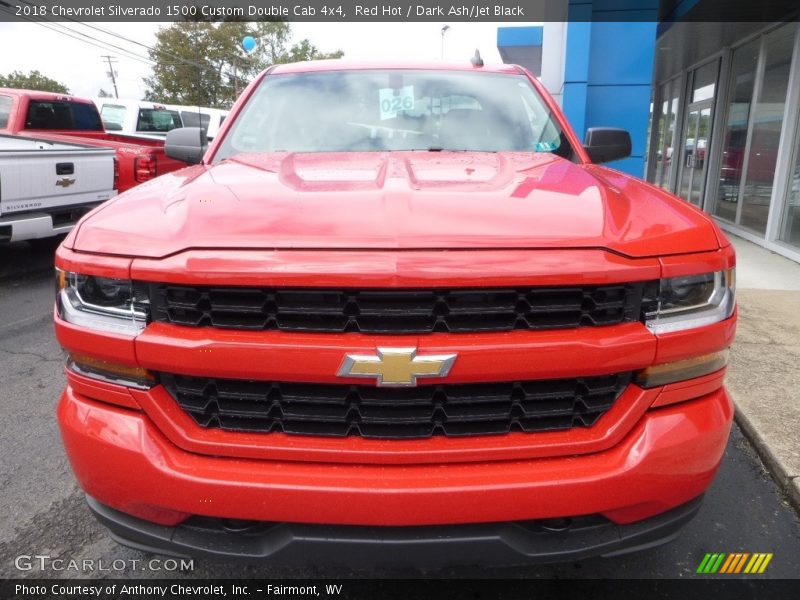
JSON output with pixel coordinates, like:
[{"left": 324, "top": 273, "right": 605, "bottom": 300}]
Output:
[{"left": 379, "top": 86, "right": 415, "bottom": 120}]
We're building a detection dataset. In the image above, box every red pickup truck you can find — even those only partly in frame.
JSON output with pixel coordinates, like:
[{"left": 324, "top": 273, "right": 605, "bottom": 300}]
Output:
[
  {"left": 0, "top": 89, "right": 189, "bottom": 193},
  {"left": 54, "top": 61, "right": 736, "bottom": 567}
]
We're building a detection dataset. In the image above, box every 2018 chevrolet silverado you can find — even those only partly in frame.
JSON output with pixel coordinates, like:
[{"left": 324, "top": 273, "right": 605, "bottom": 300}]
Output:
[
  {"left": 0, "top": 133, "right": 115, "bottom": 242},
  {"left": 0, "top": 89, "right": 189, "bottom": 193},
  {"left": 54, "top": 61, "right": 737, "bottom": 567}
]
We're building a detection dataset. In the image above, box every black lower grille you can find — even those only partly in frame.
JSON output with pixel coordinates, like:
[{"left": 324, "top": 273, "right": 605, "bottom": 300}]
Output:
[
  {"left": 160, "top": 372, "right": 632, "bottom": 440},
  {"left": 149, "top": 283, "right": 646, "bottom": 334}
]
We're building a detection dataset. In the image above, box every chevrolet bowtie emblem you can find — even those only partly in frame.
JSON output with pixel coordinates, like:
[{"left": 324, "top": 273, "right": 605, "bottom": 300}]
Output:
[
  {"left": 337, "top": 347, "right": 457, "bottom": 387},
  {"left": 55, "top": 178, "right": 76, "bottom": 188}
]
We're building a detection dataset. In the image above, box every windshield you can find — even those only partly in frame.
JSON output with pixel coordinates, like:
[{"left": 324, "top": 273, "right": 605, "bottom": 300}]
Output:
[{"left": 214, "top": 70, "right": 571, "bottom": 161}]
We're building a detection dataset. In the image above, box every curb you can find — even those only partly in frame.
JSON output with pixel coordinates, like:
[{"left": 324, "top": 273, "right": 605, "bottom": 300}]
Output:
[{"left": 734, "top": 404, "right": 800, "bottom": 514}]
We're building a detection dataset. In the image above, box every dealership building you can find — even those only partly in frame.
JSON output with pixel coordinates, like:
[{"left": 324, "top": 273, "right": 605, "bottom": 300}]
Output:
[{"left": 498, "top": 1, "right": 800, "bottom": 263}]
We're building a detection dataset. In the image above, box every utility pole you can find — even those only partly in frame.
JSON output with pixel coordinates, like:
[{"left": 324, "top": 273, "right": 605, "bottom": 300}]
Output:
[
  {"left": 232, "top": 56, "right": 238, "bottom": 98},
  {"left": 101, "top": 55, "right": 119, "bottom": 99}
]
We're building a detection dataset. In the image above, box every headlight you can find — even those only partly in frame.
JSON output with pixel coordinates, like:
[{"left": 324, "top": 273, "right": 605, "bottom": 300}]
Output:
[
  {"left": 56, "top": 269, "right": 149, "bottom": 336},
  {"left": 643, "top": 269, "right": 735, "bottom": 334}
]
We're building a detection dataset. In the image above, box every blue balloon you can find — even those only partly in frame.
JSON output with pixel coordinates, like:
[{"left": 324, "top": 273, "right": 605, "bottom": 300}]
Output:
[{"left": 242, "top": 36, "right": 256, "bottom": 53}]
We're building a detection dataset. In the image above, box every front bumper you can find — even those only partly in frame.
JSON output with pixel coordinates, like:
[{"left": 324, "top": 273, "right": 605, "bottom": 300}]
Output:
[
  {"left": 59, "top": 385, "right": 733, "bottom": 533},
  {"left": 86, "top": 493, "right": 704, "bottom": 567},
  {"left": 54, "top": 244, "right": 737, "bottom": 564}
]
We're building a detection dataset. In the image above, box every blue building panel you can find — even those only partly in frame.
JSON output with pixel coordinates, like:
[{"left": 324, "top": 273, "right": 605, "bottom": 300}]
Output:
[
  {"left": 564, "top": 21, "right": 592, "bottom": 83},
  {"left": 497, "top": 25, "right": 544, "bottom": 75},
  {"left": 496, "top": 26, "right": 543, "bottom": 47},
  {"left": 588, "top": 22, "right": 658, "bottom": 85},
  {"left": 562, "top": 82, "right": 588, "bottom": 140},
  {"left": 585, "top": 84, "right": 653, "bottom": 158},
  {"left": 561, "top": 1, "right": 658, "bottom": 177}
]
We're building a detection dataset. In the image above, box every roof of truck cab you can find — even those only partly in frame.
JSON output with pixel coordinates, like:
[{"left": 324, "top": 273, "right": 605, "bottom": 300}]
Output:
[
  {"left": 268, "top": 60, "right": 525, "bottom": 75},
  {"left": 0, "top": 88, "right": 96, "bottom": 105}
]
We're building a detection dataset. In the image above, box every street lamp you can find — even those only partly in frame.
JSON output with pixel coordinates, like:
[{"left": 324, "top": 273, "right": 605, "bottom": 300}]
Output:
[{"left": 441, "top": 25, "right": 450, "bottom": 59}]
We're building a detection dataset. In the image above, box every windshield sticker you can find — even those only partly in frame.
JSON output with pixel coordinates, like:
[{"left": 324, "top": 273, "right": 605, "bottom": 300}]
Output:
[
  {"left": 379, "top": 86, "right": 415, "bottom": 121},
  {"left": 535, "top": 141, "right": 558, "bottom": 152}
]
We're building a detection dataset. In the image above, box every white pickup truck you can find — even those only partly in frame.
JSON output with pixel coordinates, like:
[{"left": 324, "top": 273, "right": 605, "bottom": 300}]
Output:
[{"left": 0, "top": 134, "right": 115, "bottom": 242}]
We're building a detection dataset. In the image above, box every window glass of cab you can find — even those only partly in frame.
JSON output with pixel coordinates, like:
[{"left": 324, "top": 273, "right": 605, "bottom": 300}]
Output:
[
  {"left": 26, "top": 101, "right": 102, "bottom": 130},
  {"left": 100, "top": 104, "right": 126, "bottom": 131},
  {"left": 0, "top": 95, "right": 11, "bottom": 128},
  {"left": 137, "top": 108, "right": 181, "bottom": 133},
  {"left": 181, "top": 111, "right": 211, "bottom": 130}
]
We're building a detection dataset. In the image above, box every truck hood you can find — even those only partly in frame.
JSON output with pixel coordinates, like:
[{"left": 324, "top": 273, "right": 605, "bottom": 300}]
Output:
[{"left": 72, "top": 151, "right": 720, "bottom": 259}]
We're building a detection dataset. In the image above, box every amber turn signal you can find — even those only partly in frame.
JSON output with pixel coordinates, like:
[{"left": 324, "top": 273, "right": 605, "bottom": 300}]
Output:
[
  {"left": 67, "top": 352, "right": 155, "bottom": 389},
  {"left": 635, "top": 350, "right": 729, "bottom": 388}
]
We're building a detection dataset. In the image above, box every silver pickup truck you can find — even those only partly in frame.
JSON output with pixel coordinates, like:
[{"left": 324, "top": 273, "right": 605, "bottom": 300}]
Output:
[{"left": 0, "top": 134, "right": 115, "bottom": 243}]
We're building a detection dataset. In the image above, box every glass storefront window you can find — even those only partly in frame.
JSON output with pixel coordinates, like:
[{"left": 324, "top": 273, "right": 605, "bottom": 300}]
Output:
[
  {"left": 780, "top": 128, "right": 800, "bottom": 249},
  {"left": 678, "top": 105, "right": 713, "bottom": 206},
  {"left": 650, "top": 79, "right": 679, "bottom": 190},
  {"left": 692, "top": 61, "right": 718, "bottom": 102},
  {"left": 739, "top": 24, "right": 794, "bottom": 235},
  {"left": 713, "top": 38, "right": 760, "bottom": 223}
]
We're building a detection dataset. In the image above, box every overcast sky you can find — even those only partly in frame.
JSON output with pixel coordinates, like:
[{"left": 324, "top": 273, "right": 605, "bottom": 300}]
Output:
[{"left": 0, "top": 22, "right": 530, "bottom": 101}]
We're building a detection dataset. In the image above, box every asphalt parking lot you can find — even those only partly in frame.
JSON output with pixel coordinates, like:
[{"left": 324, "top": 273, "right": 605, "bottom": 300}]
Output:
[{"left": 1, "top": 238, "right": 799, "bottom": 580}]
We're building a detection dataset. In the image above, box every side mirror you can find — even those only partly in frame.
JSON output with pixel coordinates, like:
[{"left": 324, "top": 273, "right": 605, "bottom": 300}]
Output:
[
  {"left": 583, "top": 128, "right": 632, "bottom": 164},
  {"left": 165, "top": 127, "right": 207, "bottom": 164}
]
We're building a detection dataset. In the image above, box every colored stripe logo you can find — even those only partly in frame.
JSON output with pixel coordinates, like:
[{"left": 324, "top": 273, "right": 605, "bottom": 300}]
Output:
[{"left": 696, "top": 552, "right": 773, "bottom": 574}]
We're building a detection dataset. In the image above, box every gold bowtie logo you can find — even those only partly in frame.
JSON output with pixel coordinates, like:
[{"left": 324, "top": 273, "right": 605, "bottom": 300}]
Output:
[
  {"left": 337, "top": 347, "right": 457, "bottom": 387},
  {"left": 55, "top": 178, "right": 76, "bottom": 188}
]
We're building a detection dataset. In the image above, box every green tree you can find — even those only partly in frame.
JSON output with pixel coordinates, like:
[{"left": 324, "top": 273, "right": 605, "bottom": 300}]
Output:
[
  {"left": 143, "top": 22, "right": 343, "bottom": 109},
  {"left": 0, "top": 70, "right": 70, "bottom": 93},
  {"left": 286, "top": 39, "right": 344, "bottom": 63}
]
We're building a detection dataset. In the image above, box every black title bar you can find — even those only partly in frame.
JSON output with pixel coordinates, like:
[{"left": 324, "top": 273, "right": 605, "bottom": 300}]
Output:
[
  {"left": 3, "top": 579, "right": 800, "bottom": 600},
  {"left": 0, "top": 0, "right": 799, "bottom": 22}
]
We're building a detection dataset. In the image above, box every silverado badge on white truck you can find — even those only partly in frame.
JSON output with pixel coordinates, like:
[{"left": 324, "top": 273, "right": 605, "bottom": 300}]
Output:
[{"left": 0, "top": 133, "right": 115, "bottom": 243}]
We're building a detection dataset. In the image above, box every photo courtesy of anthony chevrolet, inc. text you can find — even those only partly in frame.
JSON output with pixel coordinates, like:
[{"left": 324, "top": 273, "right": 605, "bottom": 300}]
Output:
[{"left": 0, "top": 0, "right": 799, "bottom": 599}]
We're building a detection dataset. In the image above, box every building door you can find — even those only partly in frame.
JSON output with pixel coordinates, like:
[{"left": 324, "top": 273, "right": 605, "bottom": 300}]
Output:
[
  {"left": 677, "top": 100, "right": 714, "bottom": 206},
  {"left": 675, "top": 59, "right": 719, "bottom": 208}
]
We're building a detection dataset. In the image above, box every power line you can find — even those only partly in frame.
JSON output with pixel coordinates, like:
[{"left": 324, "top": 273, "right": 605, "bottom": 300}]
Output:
[
  {"left": 38, "top": 22, "right": 155, "bottom": 65},
  {"left": 14, "top": 0, "right": 224, "bottom": 73},
  {"left": 0, "top": 7, "right": 156, "bottom": 67},
  {"left": 3, "top": 4, "right": 257, "bottom": 101},
  {"left": 70, "top": 22, "right": 209, "bottom": 72},
  {"left": 8, "top": 2, "right": 156, "bottom": 64}
]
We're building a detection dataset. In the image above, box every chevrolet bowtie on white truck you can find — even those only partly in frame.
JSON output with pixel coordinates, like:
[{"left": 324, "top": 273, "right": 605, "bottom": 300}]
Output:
[{"left": 0, "top": 133, "right": 114, "bottom": 243}]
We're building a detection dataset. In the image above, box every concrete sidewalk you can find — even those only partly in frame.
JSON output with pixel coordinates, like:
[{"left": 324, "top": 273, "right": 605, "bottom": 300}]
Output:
[{"left": 725, "top": 234, "right": 800, "bottom": 509}]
